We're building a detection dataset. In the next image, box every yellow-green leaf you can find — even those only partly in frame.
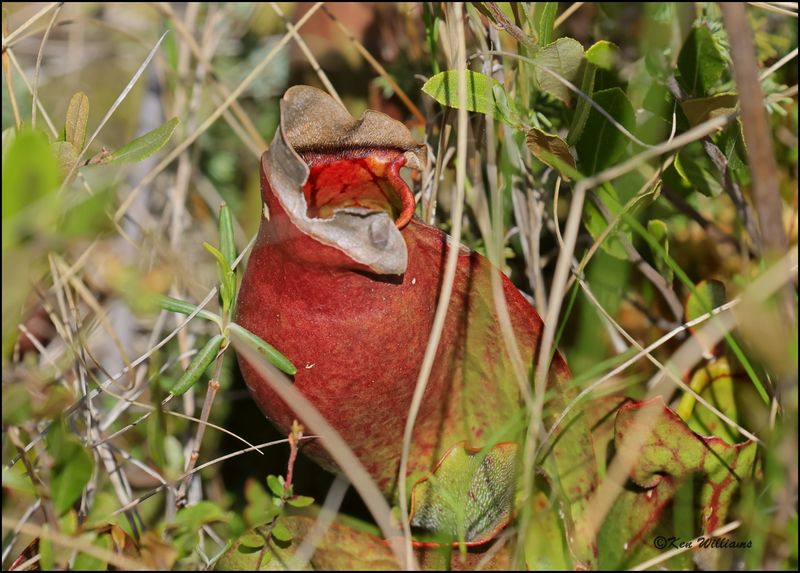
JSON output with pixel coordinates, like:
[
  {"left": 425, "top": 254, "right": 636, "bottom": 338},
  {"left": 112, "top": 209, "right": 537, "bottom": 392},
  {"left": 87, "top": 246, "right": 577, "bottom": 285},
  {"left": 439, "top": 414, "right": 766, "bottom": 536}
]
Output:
[
  {"left": 64, "top": 92, "right": 90, "bottom": 149},
  {"left": 422, "top": 70, "right": 518, "bottom": 125},
  {"left": 585, "top": 40, "right": 619, "bottom": 71}
]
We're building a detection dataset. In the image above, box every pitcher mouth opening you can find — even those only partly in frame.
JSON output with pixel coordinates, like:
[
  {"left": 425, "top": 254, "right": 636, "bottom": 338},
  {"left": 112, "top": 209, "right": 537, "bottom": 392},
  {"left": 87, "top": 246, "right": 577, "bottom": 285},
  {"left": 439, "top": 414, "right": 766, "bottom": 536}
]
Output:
[{"left": 299, "top": 148, "right": 416, "bottom": 230}]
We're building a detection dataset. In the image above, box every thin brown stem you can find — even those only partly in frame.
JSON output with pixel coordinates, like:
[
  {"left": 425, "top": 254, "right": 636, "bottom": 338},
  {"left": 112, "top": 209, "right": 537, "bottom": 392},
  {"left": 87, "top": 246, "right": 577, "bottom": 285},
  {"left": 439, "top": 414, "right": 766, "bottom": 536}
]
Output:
[{"left": 721, "top": 2, "right": 794, "bottom": 327}]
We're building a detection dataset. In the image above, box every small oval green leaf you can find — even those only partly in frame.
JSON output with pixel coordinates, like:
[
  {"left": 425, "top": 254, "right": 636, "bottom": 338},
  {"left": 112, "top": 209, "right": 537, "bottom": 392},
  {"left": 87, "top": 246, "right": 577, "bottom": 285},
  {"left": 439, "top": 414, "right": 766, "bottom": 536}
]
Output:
[
  {"left": 239, "top": 531, "right": 266, "bottom": 549},
  {"left": 266, "top": 474, "right": 285, "bottom": 497},
  {"left": 271, "top": 522, "right": 293, "bottom": 542},
  {"left": 171, "top": 334, "right": 225, "bottom": 396},
  {"left": 286, "top": 495, "right": 314, "bottom": 508}
]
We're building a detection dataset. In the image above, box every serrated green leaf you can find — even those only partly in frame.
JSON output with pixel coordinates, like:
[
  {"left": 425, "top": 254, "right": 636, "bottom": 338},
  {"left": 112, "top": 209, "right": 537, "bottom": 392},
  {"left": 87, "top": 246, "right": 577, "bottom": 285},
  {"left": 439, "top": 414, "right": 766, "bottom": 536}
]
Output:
[
  {"left": 271, "top": 521, "right": 294, "bottom": 542},
  {"left": 64, "top": 92, "right": 90, "bottom": 149},
  {"left": 266, "top": 474, "right": 285, "bottom": 497},
  {"left": 525, "top": 128, "right": 576, "bottom": 176},
  {"left": 575, "top": 88, "right": 635, "bottom": 175},
  {"left": 101, "top": 117, "right": 179, "bottom": 165},
  {"left": 532, "top": 37, "right": 584, "bottom": 103},
  {"left": 228, "top": 322, "right": 297, "bottom": 375},
  {"left": 585, "top": 40, "right": 619, "bottom": 71},
  {"left": 422, "top": 70, "right": 518, "bottom": 125},
  {"left": 286, "top": 495, "right": 314, "bottom": 508},
  {"left": 677, "top": 25, "right": 727, "bottom": 96}
]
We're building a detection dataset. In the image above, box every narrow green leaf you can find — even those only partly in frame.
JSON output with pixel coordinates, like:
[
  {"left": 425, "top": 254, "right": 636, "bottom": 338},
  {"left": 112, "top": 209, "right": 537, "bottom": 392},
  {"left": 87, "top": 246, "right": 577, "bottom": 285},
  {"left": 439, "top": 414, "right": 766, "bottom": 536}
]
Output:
[
  {"left": 531, "top": 2, "right": 558, "bottom": 46},
  {"left": 575, "top": 88, "right": 635, "bottom": 175},
  {"left": 101, "top": 117, "right": 179, "bottom": 165},
  {"left": 525, "top": 128, "right": 576, "bottom": 176},
  {"left": 266, "top": 474, "right": 285, "bottom": 498},
  {"left": 157, "top": 295, "right": 220, "bottom": 323},
  {"left": 64, "top": 92, "right": 90, "bottom": 149},
  {"left": 219, "top": 203, "right": 236, "bottom": 265},
  {"left": 422, "top": 70, "right": 518, "bottom": 125},
  {"left": 228, "top": 323, "right": 297, "bottom": 376},
  {"left": 677, "top": 25, "right": 727, "bottom": 96},
  {"left": 40, "top": 525, "right": 54, "bottom": 571},
  {"left": 532, "top": 37, "right": 584, "bottom": 103},
  {"left": 271, "top": 522, "right": 294, "bottom": 542},
  {"left": 170, "top": 334, "right": 225, "bottom": 396},
  {"left": 647, "top": 219, "right": 673, "bottom": 284},
  {"left": 204, "top": 241, "right": 234, "bottom": 312},
  {"left": 566, "top": 58, "right": 597, "bottom": 146},
  {"left": 286, "top": 495, "right": 314, "bottom": 508}
]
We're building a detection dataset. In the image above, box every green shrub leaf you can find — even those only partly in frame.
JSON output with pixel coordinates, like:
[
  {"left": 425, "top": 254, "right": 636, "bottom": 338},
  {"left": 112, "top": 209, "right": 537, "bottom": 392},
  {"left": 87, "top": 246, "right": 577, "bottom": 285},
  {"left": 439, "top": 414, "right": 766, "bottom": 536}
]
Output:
[{"left": 101, "top": 117, "right": 179, "bottom": 165}]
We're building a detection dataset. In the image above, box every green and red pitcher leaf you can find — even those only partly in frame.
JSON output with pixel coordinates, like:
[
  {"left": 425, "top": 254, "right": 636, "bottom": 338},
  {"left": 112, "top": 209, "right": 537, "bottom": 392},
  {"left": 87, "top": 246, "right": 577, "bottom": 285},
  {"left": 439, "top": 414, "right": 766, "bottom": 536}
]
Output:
[
  {"left": 234, "top": 86, "right": 598, "bottom": 554},
  {"left": 590, "top": 396, "right": 758, "bottom": 568}
]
